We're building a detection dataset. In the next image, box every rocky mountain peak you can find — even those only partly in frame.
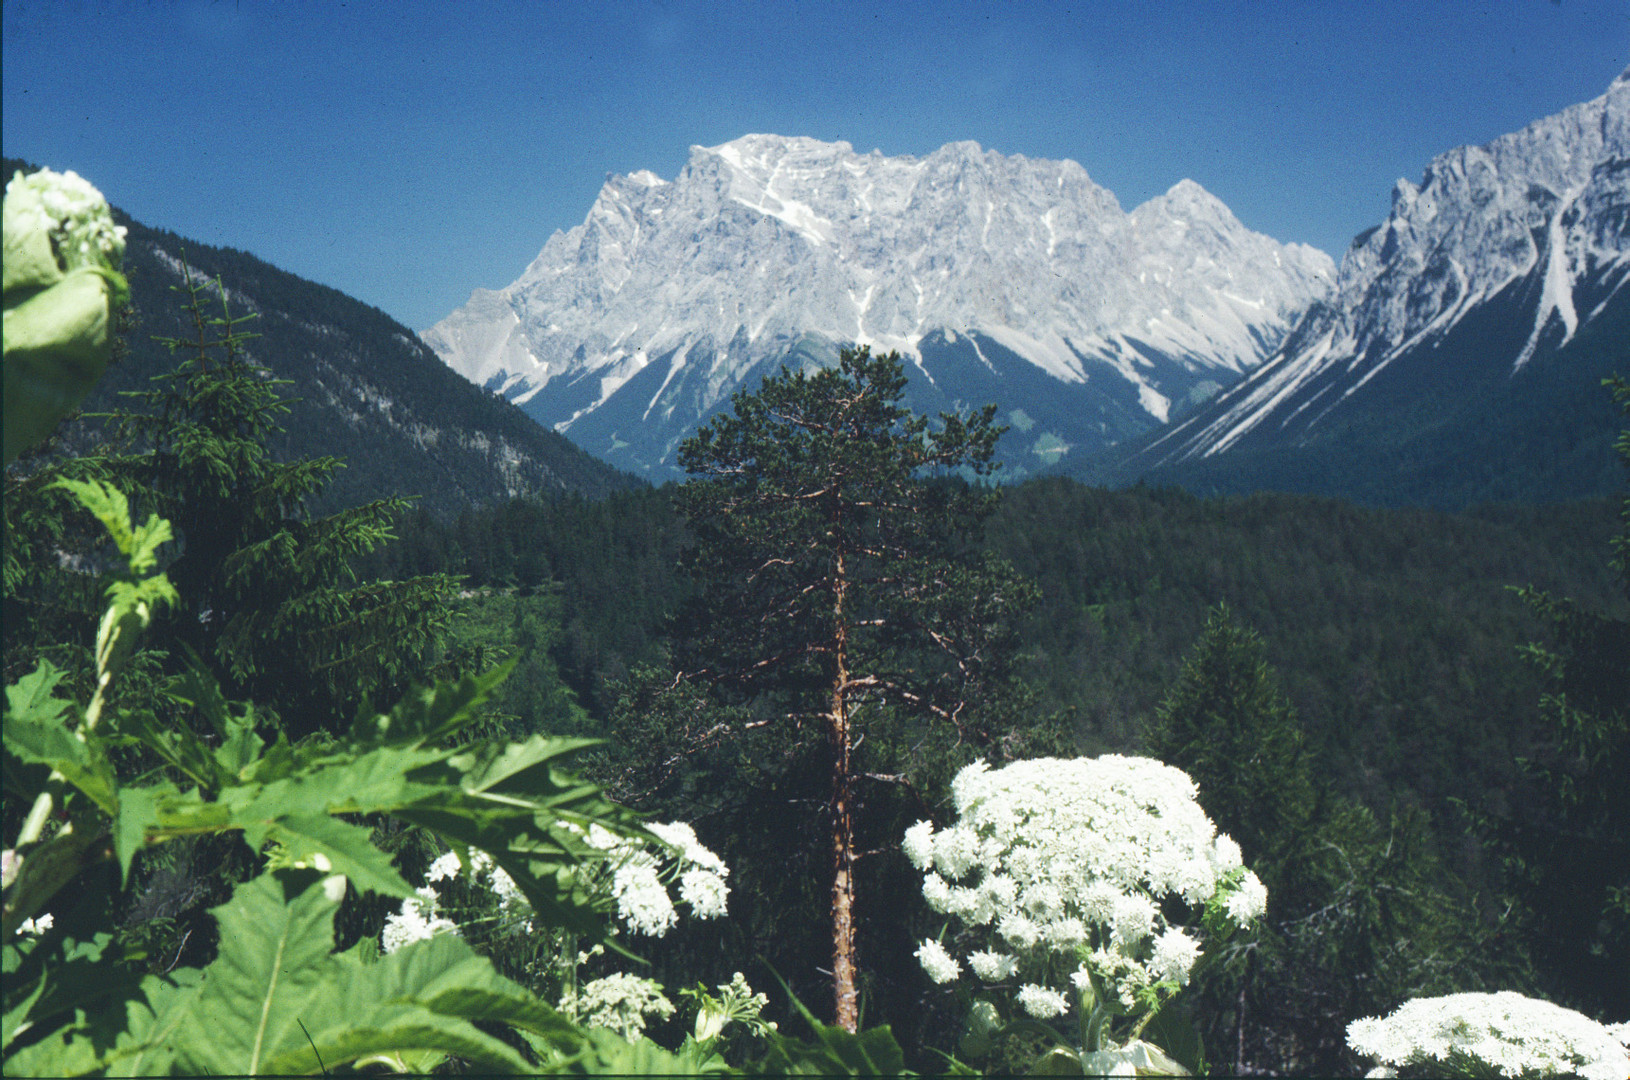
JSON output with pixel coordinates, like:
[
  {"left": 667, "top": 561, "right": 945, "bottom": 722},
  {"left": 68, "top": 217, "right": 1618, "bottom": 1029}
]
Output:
[{"left": 424, "top": 134, "right": 1335, "bottom": 476}]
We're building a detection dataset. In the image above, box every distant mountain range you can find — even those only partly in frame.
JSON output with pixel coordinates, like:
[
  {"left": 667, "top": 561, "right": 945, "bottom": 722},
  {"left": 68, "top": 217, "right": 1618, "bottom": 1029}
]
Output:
[
  {"left": 1082, "top": 68, "right": 1630, "bottom": 507},
  {"left": 3, "top": 158, "right": 637, "bottom": 515},
  {"left": 425, "top": 72, "right": 1628, "bottom": 506},
  {"left": 423, "top": 136, "right": 1335, "bottom": 480},
  {"left": 15, "top": 65, "right": 1623, "bottom": 515}
]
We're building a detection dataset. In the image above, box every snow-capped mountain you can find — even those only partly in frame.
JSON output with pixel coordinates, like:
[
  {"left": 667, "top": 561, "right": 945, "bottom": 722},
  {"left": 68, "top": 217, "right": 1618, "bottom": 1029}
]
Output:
[
  {"left": 1100, "top": 69, "right": 1630, "bottom": 506},
  {"left": 424, "top": 135, "right": 1334, "bottom": 477}
]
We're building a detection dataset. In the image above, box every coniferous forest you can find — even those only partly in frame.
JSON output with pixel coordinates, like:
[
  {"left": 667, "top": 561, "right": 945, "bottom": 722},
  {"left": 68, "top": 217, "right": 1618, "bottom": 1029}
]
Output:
[{"left": 4, "top": 167, "right": 1628, "bottom": 1077}]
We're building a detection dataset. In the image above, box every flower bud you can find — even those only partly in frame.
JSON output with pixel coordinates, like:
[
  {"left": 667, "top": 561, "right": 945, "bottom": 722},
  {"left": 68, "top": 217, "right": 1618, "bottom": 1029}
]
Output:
[
  {"left": 3, "top": 168, "right": 129, "bottom": 464},
  {"left": 693, "top": 999, "right": 728, "bottom": 1043}
]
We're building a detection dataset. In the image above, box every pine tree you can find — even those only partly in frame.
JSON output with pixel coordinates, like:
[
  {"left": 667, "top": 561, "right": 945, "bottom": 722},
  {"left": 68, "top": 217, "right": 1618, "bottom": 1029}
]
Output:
[
  {"left": 98, "top": 257, "right": 462, "bottom": 736},
  {"left": 674, "top": 346, "right": 1035, "bottom": 1031}
]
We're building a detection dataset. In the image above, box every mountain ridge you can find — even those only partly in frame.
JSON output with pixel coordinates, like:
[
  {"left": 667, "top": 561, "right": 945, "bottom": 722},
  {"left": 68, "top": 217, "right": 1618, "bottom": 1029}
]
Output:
[
  {"left": 1082, "top": 68, "right": 1629, "bottom": 507},
  {"left": 423, "top": 134, "right": 1335, "bottom": 478},
  {"left": 3, "top": 156, "right": 641, "bottom": 516}
]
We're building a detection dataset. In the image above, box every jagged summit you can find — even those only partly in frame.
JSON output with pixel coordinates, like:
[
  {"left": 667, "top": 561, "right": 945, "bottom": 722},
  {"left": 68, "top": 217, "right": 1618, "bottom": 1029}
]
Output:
[
  {"left": 1097, "top": 70, "right": 1629, "bottom": 507},
  {"left": 424, "top": 133, "right": 1334, "bottom": 476}
]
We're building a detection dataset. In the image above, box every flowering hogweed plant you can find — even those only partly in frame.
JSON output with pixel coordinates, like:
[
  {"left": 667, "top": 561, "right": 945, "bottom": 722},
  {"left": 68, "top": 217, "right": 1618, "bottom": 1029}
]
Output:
[
  {"left": 383, "top": 821, "right": 730, "bottom": 957},
  {"left": 381, "top": 886, "right": 462, "bottom": 954},
  {"left": 1346, "top": 991, "right": 1630, "bottom": 1080},
  {"left": 558, "top": 971, "right": 676, "bottom": 1042},
  {"left": 905, "top": 755, "right": 1266, "bottom": 1048},
  {"left": 5, "top": 168, "right": 128, "bottom": 273},
  {"left": 577, "top": 819, "right": 731, "bottom": 936},
  {"left": 380, "top": 847, "right": 531, "bottom": 953},
  {"left": 683, "top": 971, "right": 777, "bottom": 1044}
]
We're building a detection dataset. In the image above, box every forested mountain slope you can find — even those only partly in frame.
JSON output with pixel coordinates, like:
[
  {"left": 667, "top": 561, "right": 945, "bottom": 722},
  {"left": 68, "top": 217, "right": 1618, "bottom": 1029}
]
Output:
[{"left": 3, "top": 157, "right": 638, "bottom": 516}]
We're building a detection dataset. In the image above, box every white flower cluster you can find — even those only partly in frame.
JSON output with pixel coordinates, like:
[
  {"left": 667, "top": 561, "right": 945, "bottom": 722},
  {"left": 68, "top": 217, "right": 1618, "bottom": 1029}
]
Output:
[
  {"left": 905, "top": 756, "right": 1267, "bottom": 1018},
  {"left": 382, "top": 847, "right": 531, "bottom": 953},
  {"left": 559, "top": 972, "right": 676, "bottom": 1042},
  {"left": 426, "top": 848, "right": 532, "bottom": 928},
  {"left": 577, "top": 820, "right": 730, "bottom": 937},
  {"left": 381, "top": 886, "right": 461, "bottom": 954},
  {"left": 1347, "top": 992, "right": 1630, "bottom": 1080},
  {"left": 7, "top": 169, "right": 127, "bottom": 271}
]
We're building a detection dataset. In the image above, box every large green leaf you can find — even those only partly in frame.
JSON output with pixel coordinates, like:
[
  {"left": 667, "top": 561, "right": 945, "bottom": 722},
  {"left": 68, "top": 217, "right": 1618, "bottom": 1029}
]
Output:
[
  {"left": 332, "top": 932, "right": 582, "bottom": 1051},
  {"left": 448, "top": 732, "right": 604, "bottom": 801},
  {"left": 110, "top": 783, "right": 173, "bottom": 887},
  {"left": 229, "top": 742, "right": 454, "bottom": 821},
  {"left": 3, "top": 662, "right": 117, "bottom": 815},
  {"left": 397, "top": 733, "right": 647, "bottom": 941},
  {"left": 3, "top": 932, "right": 138, "bottom": 1052},
  {"left": 3, "top": 661, "right": 72, "bottom": 729},
  {"left": 2, "top": 1016, "right": 104, "bottom": 1077},
  {"left": 398, "top": 802, "right": 612, "bottom": 939},
  {"left": 47, "top": 481, "right": 168, "bottom": 576},
  {"left": 111, "top": 709, "right": 222, "bottom": 793},
  {"left": 548, "top": 1027, "right": 735, "bottom": 1075},
  {"left": 247, "top": 812, "right": 414, "bottom": 900},
  {"left": 347, "top": 661, "right": 514, "bottom": 749},
  {"left": 160, "top": 869, "right": 569, "bottom": 1076},
  {"left": 754, "top": 984, "right": 911, "bottom": 1076},
  {"left": 0, "top": 923, "right": 191, "bottom": 1079},
  {"left": 96, "top": 969, "right": 199, "bottom": 1076},
  {"left": 168, "top": 870, "right": 338, "bottom": 1075}
]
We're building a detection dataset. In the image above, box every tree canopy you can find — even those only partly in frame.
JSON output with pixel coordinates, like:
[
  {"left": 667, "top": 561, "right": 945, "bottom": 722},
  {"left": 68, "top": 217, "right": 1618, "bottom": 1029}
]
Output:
[{"left": 674, "top": 346, "right": 1036, "bottom": 1030}]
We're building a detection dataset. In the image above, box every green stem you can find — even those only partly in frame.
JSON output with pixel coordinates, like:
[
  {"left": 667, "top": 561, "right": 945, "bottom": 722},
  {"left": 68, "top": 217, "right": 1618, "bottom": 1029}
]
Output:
[
  {"left": 1129, "top": 1000, "right": 1161, "bottom": 1042},
  {"left": 1086, "top": 1002, "right": 1109, "bottom": 1052},
  {"left": 1001, "top": 1016, "right": 1076, "bottom": 1050},
  {"left": 16, "top": 783, "right": 59, "bottom": 849}
]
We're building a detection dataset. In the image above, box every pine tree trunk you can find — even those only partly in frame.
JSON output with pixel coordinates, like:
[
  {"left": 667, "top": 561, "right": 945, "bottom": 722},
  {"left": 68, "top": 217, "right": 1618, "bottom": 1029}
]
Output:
[{"left": 829, "top": 548, "right": 860, "bottom": 1033}]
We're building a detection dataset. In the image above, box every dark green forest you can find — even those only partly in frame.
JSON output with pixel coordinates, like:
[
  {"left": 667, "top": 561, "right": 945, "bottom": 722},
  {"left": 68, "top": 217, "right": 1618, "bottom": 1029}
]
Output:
[
  {"left": 342, "top": 393, "right": 1630, "bottom": 1071},
  {"left": 5, "top": 181, "right": 1626, "bottom": 1075},
  {"left": 360, "top": 476, "right": 1621, "bottom": 825}
]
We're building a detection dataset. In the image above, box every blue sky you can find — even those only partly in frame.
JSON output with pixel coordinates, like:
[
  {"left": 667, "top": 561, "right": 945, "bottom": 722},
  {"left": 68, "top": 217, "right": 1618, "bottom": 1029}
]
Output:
[{"left": 4, "top": 0, "right": 1626, "bottom": 332}]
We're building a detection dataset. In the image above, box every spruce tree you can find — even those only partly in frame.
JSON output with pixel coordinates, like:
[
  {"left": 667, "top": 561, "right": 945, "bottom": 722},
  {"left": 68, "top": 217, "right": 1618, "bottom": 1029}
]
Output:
[
  {"left": 1148, "top": 605, "right": 1479, "bottom": 1074},
  {"left": 674, "top": 346, "right": 1035, "bottom": 1031},
  {"left": 1499, "top": 374, "right": 1630, "bottom": 1017},
  {"left": 98, "top": 257, "right": 462, "bottom": 736},
  {"left": 1145, "top": 603, "right": 1315, "bottom": 871}
]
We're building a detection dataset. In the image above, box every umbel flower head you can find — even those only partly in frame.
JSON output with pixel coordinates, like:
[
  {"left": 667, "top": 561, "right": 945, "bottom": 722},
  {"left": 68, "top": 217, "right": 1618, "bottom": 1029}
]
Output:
[
  {"left": 381, "top": 823, "right": 730, "bottom": 955},
  {"left": 1347, "top": 991, "right": 1630, "bottom": 1080},
  {"left": 558, "top": 972, "right": 675, "bottom": 1042},
  {"left": 905, "top": 755, "right": 1266, "bottom": 1020},
  {"left": 381, "top": 886, "right": 461, "bottom": 954},
  {"left": 580, "top": 819, "right": 731, "bottom": 937}
]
